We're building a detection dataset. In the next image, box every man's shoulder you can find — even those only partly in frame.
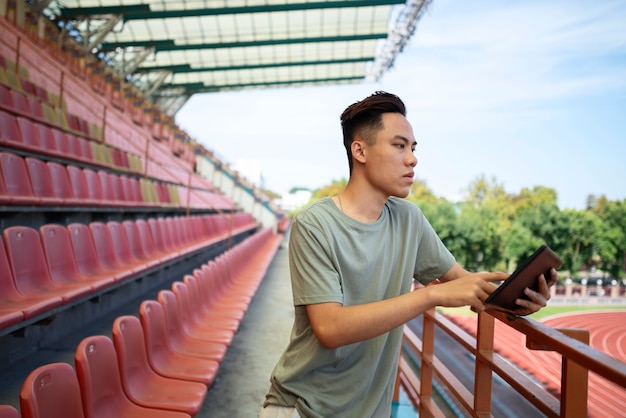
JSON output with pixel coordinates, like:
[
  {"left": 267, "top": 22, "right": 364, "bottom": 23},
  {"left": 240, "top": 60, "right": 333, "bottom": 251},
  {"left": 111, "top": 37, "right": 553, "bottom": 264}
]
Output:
[
  {"left": 386, "top": 197, "right": 421, "bottom": 215},
  {"left": 293, "top": 197, "right": 334, "bottom": 223}
]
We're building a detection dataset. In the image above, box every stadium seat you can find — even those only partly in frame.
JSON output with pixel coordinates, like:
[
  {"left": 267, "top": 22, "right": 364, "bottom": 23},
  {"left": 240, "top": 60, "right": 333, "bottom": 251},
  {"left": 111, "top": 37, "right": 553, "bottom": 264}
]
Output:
[
  {"left": 25, "top": 157, "right": 64, "bottom": 205},
  {"left": 98, "top": 171, "right": 127, "bottom": 206},
  {"left": 0, "top": 405, "right": 19, "bottom": 418},
  {"left": 135, "top": 219, "right": 173, "bottom": 263},
  {"left": 184, "top": 272, "right": 245, "bottom": 322},
  {"left": 158, "top": 290, "right": 233, "bottom": 346},
  {"left": 89, "top": 222, "right": 140, "bottom": 279},
  {"left": 111, "top": 316, "right": 207, "bottom": 416},
  {"left": 20, "top": 362, "right": 85, "bottom": 418},
  {"left": 82, "top": 168, "right": 107, "bottom": 203},
  {"left": 74, "top": 335, "right": 191, "bottom": 418},
  {"left": 147, "top": 218, "right": 179, "bottom": 257},
  {"left": 0, "top": 236, "right": 62, "bottom": 323},
  {"left": 0, "top": 152, "right": 40, "bottom": 205},
  {"left": 106, "top": 221, "right": 147, "bottom": 273},
  {"left": 47, "top": 161, "right": 83, "bottom": 206},
  {"left": 67, "top": 223, "right": 128, "bottom": 283},
  {"left": 3, "top": 225, "right": 92, "bottom": 303},
  {"left": 122, "top": 220, "right": 160, "bottom": 269},
  {"left": 15, "top": 116, "right": 45, "bottom": 151},
  {"left": 138, "top": 300, "right": 220, "bottom": 386},
  {"left": 66, "top": 166, "right": 101, "bottom": 206},
  {"left": 40, "top": 224, "right": 114, "bottom": 292}
]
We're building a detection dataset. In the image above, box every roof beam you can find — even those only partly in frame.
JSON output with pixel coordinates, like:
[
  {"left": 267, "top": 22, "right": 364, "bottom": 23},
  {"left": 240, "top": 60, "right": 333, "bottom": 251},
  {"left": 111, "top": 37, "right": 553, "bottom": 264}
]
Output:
[
  {"left": 159, "top": 76, "right": 364, "bottom": 95},
  {"left": 100, "top": 33, "right": 386, "bottom": 52},
  {"left": 136, "top": 56, "right": 375, "bottom": 74},
  {"left": 59, "top": 1, "right": 404, "bottom": 21}
]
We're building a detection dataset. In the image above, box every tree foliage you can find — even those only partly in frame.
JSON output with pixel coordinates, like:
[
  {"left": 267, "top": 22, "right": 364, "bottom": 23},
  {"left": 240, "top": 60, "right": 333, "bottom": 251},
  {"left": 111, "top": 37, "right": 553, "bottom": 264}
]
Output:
[{"left": 297, "top": 176, "right": 625, "bottom": 280}]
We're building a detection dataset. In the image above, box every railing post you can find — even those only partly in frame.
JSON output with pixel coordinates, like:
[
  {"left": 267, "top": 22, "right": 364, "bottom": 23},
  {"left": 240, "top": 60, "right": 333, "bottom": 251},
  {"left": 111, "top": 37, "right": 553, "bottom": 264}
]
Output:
[
  {"left": 527, "top": 328, "right": 590, "bottom": 417},
  {"left": 474, "top": 311, "right": 495, "bottom": 418},
  {"left": 419, "top": 308, "right": 436, "bottom": 415}
]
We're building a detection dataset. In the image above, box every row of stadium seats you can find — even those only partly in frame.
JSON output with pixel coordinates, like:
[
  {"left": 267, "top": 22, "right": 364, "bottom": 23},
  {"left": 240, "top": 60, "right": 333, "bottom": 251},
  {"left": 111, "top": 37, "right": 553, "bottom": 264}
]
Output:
[
  {"left": 0, "top": 227, "right": 282, "bottom": 418},
  {"left": 0, "top": 151, "right": 228, "bottom": 210},
  {"left": 0, "top": 100, "right": 140, "bottom": 173},
  {"left": 0, "top": 213, "right": 258, "bottom": 332}
]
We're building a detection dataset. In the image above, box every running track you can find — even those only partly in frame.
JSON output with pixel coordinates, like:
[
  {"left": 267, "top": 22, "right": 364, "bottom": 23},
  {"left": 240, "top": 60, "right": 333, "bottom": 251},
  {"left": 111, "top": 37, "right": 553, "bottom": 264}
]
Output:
[{"left": 446, "top": 311, "right": 626, "bottom": 417}]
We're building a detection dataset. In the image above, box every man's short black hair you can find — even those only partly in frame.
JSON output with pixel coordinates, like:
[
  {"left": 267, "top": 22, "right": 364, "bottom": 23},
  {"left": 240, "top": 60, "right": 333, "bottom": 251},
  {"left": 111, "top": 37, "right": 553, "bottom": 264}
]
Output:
[{"left": 340, "top": 91, "right": 406, "bottom": 174}]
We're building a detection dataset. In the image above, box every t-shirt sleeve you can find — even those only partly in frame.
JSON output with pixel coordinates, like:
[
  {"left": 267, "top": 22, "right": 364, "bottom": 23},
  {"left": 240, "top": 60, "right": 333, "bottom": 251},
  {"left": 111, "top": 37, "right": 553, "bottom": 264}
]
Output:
[
  {"left": 413, "top": 209, "right": 456, "bottom": 285},
  {"left": 288, "top": 217, "right": 344, "bottom": 306}
]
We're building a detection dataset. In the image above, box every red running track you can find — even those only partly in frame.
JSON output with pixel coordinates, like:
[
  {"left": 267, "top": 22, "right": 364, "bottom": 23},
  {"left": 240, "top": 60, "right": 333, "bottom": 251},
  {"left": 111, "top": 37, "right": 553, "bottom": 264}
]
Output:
[{"left": 447, "top": 311, "right": 626, "bottom": 417}]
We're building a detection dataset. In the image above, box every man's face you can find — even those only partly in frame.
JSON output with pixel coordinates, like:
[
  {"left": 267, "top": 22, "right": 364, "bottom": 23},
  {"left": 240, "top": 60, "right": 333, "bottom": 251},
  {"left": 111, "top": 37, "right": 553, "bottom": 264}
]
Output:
[{"left": 361, "top": 112, "right": 417, "bottom": 198}]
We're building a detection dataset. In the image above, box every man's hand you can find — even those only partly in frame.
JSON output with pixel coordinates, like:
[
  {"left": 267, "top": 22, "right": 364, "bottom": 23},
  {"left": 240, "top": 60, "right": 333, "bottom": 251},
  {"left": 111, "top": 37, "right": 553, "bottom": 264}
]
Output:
[
  {"left": 492, "top": 268, "right": 558, "bottom": 316},
  {"left": 427, "top": 271, "right": 509, "bottom": 312}
]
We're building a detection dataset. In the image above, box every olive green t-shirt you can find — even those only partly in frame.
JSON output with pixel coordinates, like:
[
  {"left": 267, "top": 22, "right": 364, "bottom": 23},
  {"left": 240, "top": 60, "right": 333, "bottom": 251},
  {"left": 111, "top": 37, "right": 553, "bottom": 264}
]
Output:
[{"left": 264, "top": 197, "right": 455, "bottom": 418}]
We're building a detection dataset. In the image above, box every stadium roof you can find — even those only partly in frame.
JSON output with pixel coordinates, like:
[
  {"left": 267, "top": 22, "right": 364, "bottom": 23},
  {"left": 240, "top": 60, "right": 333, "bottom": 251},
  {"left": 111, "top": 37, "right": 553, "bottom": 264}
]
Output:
[{"left": 41, "top": 0, "right": 432, "bottom": 115}]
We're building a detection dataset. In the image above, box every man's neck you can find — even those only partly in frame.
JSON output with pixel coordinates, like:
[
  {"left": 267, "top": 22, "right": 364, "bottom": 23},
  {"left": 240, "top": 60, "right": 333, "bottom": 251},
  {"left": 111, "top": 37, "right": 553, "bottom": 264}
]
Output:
[{"left": 336, "top": 179, "right": 388, "bottom": 224}]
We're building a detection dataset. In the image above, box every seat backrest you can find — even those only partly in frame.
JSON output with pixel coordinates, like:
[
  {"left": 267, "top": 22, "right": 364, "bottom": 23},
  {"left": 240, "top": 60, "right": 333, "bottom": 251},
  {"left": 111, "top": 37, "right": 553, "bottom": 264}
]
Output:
[
  {"left": 50, "top": 129, "right": 71, "bottom": 156},
  {"left": 16, "top": 116, "right": 42, "bottom": 148},
  {"left": 111, "top": 316, "right": 153, "bottom": 391},
  {"left": 74, "top": 335, "right": 128, "bottom": 418},
  {"left": 0, "top": 110, "right": 22, "bottom": 144},
  {"left": 106, "top": 222, "right": 137, "bottom": 266},
  {"left": 88, "top": 222, "right": 121, "bottom": 271},
  {"left": 0, "top": 152, "right": 36, "bottom": 197},
  {"left": 82, "top": 169, "right": 103, "bottom": 201},
  {"left": 66, "top": 166, "right": 90, "bottom": 199},
  {"left": 138, "top": 300, "right": 171, "bottom": 366},
  {"left": 47, "top": 161, "right": 75, "bottom": 200},
  {"left": 0, "top": 237, "right": 22, "bottom": 304},
  {"left": 3, "top": 226, "right": 53, "bottom": 296},
  {"left": 25, "top": 157, "right": 56, "bottom": 198},
  {"left": 0, "top": 405, "right": 19, "bottom": 418},
  {"left": 97, "top": 171, "right": 116, "bottom": 202},
  {"left": 67, "top": 223, "right": 105, "bottom": 276},
  {"left": 147, "top": 218, "right": 168, "bottom": 253},
  {"left": 122, "top": 221, "right": 150, "bottom": 261},
  {"left": 135, "top": 220, "right": 159, "bottom": 257},
  {"left": 20, "top": 362, "right": 85, "bottom": 418},
  {"left": 156, "top": 290, "right": 185, "bottom": 340},
  {"left": 39, "top": 224, "right": 83, "bottom": 283}
]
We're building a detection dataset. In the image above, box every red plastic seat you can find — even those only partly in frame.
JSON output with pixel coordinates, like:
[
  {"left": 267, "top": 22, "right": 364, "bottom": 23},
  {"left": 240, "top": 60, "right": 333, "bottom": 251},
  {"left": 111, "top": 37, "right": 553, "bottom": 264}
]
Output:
[
  {"left": 135, "top": 219, "right": 173, "bottom": 263},
  {"left": 0, "top": 236, "right": 62, "bottom": 323},
  {"left": 66, "top": 166, "right": 100, "bottom": 206},
  {"left": 148, "top": 218, "right": 179, "bottom": 257},
  {"left": 138, "top": 300, "right": 220, "bottom": 386},
  {"left": 40, "top": 224, "right": 114, "bottom": 292},
  {"left": 47, "top": 162, "right": 83, "bottom": 206},
  {"left": 122, "top": 220, "right": 160, "bottom": 269},
  {"left": 82, "top": 168, "right": 107, "bottom": 203},
  {"left": 16, "top": 116, "right": 44, "bottom": 151},
  {"left": 20, "top": 362, "right": 85, "bottom": 418},
  {"left": 185, "top": 272, "right": 245, "bottom": 322},
  {"left": 98, "top": 171, "right": 126, "bottom": 205},
  {"left": 0, "top": 110, "right": 21, "bottom": 147},
  {"left": 74, "top": 335, "right": 191, "bottom": 418},
  {"left": 0, "top": 405, "right": 19, "bottom": 418},
  {"left": 111, "top": 316, "right": 207, "bottom": 415},
  {"left": 0, "top": 152, "right": 40, "bottom": 205},
  {"left": 106, "top": 221, "right": 147, "bottom": 273},
  {"left": 87, "top": 222, "right": 138, "bottom": 277},
  {"left": 25, "top": 157, "right": 64, "bottom": 205},
  {"left": 3, "top": 226, "right": 92, "bottom": 303},
  {"left": 67, "top": 223, "right": 126, "bottom": 283},
  {"left": 157, "top": 289, "right": 229, "bottom": 361}
]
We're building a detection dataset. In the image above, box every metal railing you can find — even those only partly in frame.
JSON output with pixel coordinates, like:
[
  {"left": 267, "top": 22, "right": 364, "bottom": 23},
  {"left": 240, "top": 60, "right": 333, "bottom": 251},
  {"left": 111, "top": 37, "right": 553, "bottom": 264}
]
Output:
[{"left": 394, "top": 308, "right": 626, "bottom": 417}]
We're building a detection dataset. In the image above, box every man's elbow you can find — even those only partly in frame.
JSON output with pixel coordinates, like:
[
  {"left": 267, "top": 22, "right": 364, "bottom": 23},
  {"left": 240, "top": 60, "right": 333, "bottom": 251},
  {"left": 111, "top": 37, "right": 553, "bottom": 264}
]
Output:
[{"left": 311, "top": 323, "right": 344, "bottom": 349}]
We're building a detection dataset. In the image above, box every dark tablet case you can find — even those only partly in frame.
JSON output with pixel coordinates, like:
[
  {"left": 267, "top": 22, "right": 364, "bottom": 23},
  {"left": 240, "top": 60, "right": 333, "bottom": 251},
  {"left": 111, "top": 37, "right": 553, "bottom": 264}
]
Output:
[{"left": 485, "top": 245, "right": 563, "bottom": 311}]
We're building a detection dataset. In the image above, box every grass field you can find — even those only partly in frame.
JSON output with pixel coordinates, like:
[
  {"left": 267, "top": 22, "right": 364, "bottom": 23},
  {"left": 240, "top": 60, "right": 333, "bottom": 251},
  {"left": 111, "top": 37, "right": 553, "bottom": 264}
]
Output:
[{"left": 437, "top": 304, "right": 626, "bottom": 320}]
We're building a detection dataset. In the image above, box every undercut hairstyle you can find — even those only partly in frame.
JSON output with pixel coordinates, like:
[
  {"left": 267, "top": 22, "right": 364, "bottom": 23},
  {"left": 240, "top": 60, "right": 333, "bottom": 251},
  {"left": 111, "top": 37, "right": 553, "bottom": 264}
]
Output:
[{"left": 340, "top": 91, "right": 407, "bottom": 174}]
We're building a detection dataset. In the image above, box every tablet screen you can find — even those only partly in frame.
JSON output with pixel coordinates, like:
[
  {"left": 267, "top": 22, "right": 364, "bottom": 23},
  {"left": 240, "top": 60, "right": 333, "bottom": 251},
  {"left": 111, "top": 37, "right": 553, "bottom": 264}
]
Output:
[{"left": 485, "top": 245, "right": 562, "bottom": 311}]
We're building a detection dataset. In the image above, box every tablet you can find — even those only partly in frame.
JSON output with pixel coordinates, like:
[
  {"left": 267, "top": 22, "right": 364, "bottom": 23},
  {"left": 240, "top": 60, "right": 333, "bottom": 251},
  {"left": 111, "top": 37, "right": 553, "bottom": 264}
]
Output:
[{"left": 485, "top": 245, "right": 562, "bottom": 311}]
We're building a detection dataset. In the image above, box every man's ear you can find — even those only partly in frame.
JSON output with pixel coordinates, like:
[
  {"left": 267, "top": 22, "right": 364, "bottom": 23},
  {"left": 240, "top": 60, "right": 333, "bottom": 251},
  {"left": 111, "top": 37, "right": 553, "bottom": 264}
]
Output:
[{"left": 351, "top": 139, "right": 367, "bottom": 165}]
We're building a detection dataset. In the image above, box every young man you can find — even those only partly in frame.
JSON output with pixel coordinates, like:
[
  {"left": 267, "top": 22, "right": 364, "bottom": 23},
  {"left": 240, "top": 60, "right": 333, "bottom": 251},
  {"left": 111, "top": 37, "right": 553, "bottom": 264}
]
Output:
[{"left": 260, "top": 91, "right": 556, "bottom": 418}]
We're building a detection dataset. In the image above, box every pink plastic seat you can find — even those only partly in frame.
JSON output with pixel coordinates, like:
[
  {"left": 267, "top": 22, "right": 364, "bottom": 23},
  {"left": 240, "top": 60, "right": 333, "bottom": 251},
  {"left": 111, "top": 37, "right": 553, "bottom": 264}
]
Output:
[
  {"left": 20, "top": 362, "right": 85, "bottom": 418},
  {"left": 40, "top": 224, "right": 114, "bottom": 292},
  {"left": 107, "top": 221, "right": 147, "bottom": 273},
  {"left": 112, "top": 316, "right": 207, "bottom": 415},
  {"left": 4, "top": 226, "right": 93, "bottom": 303},
  {"left": 74, "top": 335, "right": 191, "bottom": 418},
  {"left": 0, "top": 405, "right": 19, "bottom": 418},
  {"left": 0, "top": 236, "right": 61, "bottom": 322},
  {"left": 138, "top": 300, "right": 220, "bottom": 386},
  {"left": 25, "top": 157, "right": 64, "bottom": 205},
  {"left": 67, "top": 223, "right": 126, "bottom": 283},
  {"left": 157, "top": 290, "right": 229, "bottom": 361},
  {"left": 47, "top": 162, "right": 83, "bottom": 206},
  {"left": 0, "top": 152, "right": 41, "bottom": 205},
  {"left": 122, "top": 220, "right": 160, "bottom": 268},
  {"left": 66, "top": 166, "right": 100, "bottom": 206},
  {"left": 88, "top": 222, "right": 139, "bottom": 277},
  {"left": 0, "top": 110, "right": 22, "bottom": 146}
]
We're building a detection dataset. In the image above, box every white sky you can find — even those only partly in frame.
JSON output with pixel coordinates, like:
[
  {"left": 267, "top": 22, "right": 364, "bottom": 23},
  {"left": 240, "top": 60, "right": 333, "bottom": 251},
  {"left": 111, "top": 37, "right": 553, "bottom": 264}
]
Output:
[{"left": 176, "top": 0, "right": 626, "bottom": 210}]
